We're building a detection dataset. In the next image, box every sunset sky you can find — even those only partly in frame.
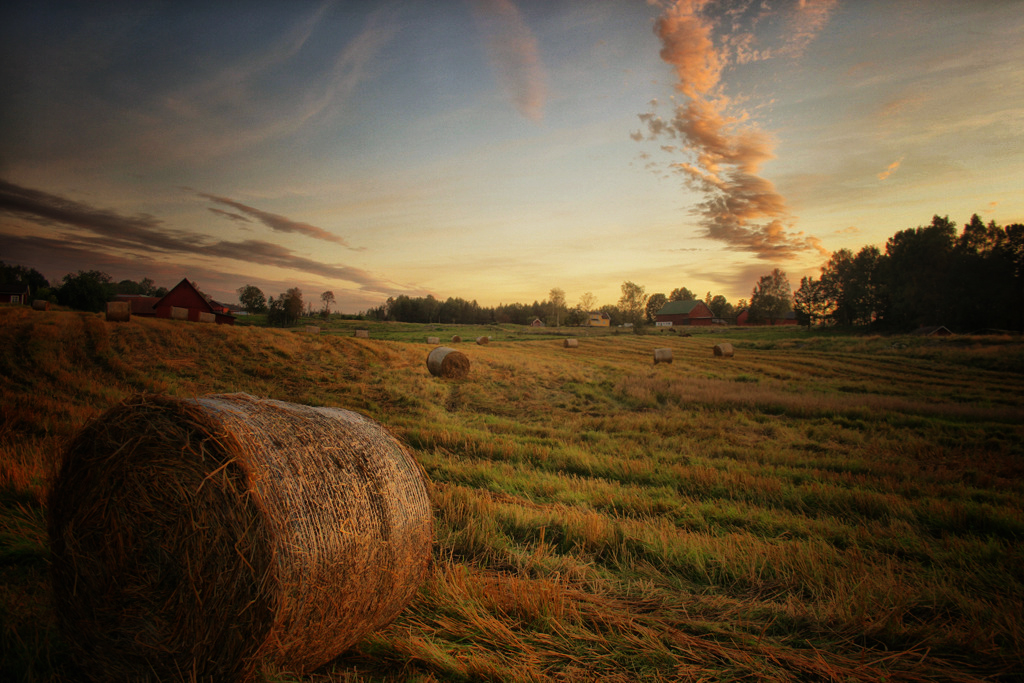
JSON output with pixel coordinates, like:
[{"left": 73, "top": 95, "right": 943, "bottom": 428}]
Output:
[{"left": 2, "top": 0, "right": 1022, "bottom": 312}]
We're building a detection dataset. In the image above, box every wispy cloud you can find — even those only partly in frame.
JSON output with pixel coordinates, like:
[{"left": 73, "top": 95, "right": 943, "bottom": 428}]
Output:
[
  {"left": 468, "top": 0, "right": 547, "bottom": 121},
  {"left": 0, "top": 179, "right": 393, "bottom": 293},
  {"left": 637, "top": 0, "right": 834, "bottom": 260},
  {"left": 877, "top": 157, "right": 904, "bottom": 180},
  {"left": 197, "top": 192, "right": 360, "bottom": 249},
  {"left": 208, "top": 208, "right": 251, "bottom": 223}
]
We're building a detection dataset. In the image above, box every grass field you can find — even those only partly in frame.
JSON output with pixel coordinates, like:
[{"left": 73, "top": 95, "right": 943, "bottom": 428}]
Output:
[{"left": 2, "top": 306, "right": 1022, "bottom": 681}]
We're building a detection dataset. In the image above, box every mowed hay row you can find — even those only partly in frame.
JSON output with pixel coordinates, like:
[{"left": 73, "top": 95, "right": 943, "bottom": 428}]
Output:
[
  {"left": 426, "top": 346, "right": 470, "bottom": 380},
  {"left": 714, "top": 343, "right": 734, "bottom": 357},
  {"left": 105, "top": 301, "right": 131, "bottom": 322},
  {"left": 47, "top": 393, "right": 434, "bottom": 681},
  {"left": 653, "top": 347, "right": 673, "bottom": 364}
]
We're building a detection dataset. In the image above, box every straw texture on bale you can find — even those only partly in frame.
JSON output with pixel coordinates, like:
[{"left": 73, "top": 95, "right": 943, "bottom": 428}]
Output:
[
  {"left": 653, "top": 348, "right": 673, "bottom": 364},
  {"left": 714, "top": 343, "right": 734, "bottom": 357},
  {"left": 32, "top": 299, "right": 50, "bottom": 311},
  {"left": 426, "top": 346, "right": 470, "bottom": 379},
  {"left": 476, "top": 336, "right": 490, "bottom": 345},
  {"left": 105, "top": 301, "right": 131, "bottom": 322},
  {"left": 355, "top": 329, "right": 369, "bottom": 338},
  {"left": 198, "top": 311, "right": 216, "bottom": 323},
  {"left": 451, "top": 335, "right": 462, "bottom": 343},
  {"left": 563, "top": 338, "right": 579, "bottom": 348},
  {"left": 426, "top": 336, "right": 440, "bottom": 344},
  {"left": 170, "top": 306, "right": 188, "bottom": 321},
  {"left": 48, "top": 393, "right": 434, "bottom": 682}
]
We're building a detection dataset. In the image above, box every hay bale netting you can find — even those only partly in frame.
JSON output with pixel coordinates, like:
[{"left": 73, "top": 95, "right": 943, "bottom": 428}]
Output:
[
  {"left": 355, "top": 329, "right": 369, "bottom": 338},
  {"left": 105, "top": 300, "right": 131, "bottom": 322},
  {"left": 32, "top": 299, "right": 50, "bottom": 311},
  {"left": 450, "top": 335, "right": 462, "bottom": 343},
  {"left": 564, "top": 338, "right": 579, "bottom": 348},
  {"left": 426, "top": 336, "right": 440, "bottom": 344},
  {"left": 170, "top": 306, "right": 188, "bottom": 321},
  {"left": 48, "top": 393, "right": 434, "bottom": 681},
  {"left": 713, "top": 343, "right": 734, "bottom": 357},
  {"left": 426, "top": 346, "right": 470, "bottom": 379},
  {"left": 653, "top": 348, "right": 673, "bottom": 364},
  {"left": 476, "top": 336, "right": 490, "bottom": 345}
]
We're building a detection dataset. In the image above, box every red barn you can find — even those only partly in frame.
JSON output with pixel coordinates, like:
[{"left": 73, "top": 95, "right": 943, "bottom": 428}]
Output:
[
  {"left": 154, "top": 279, "right": 235, "bottom": 325},
  {"left": 112, "top": 294, "right": 160, "bottom": 317},
  {"left": 654, "top": 300, "right": 714, "bottom": 326}
]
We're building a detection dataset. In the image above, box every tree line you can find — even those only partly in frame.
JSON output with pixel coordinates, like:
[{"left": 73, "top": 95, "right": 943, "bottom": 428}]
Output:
[{"left": 0, "top": 265, "right": 168, "bottom": 313}]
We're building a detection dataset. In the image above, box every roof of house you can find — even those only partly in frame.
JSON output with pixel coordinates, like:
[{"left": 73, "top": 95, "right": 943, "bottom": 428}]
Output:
[
  {"left": 656, "top": 300, "right": 710, "bottom": 316},
  {"left": 0, "top": 284, "right": 31, "bottom": 295}
]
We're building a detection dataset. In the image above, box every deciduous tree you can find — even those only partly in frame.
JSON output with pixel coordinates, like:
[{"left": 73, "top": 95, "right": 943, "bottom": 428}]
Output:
[
  {"left": 749, "top": 268, "right": 792, "bottom": 324},
  {"left": 237, "top": 284, "right": 268, "bottom": 315},
  {"left": 618, "top": 281, "right": 648, "bottom": 327}
]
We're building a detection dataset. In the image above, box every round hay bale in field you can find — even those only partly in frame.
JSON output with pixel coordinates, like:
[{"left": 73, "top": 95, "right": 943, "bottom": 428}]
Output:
[
  {"left": 105, "top": 301, "right": 131, "bottom": 322},
  {"left": 47, "top": 393, "right": 433, "bottom": 682},
  {"left": 713, "top": 343, "right": 734, "bottom": 357},
  {"left": 426, "top": 346, "right": 470, "bottom": 379},
  {"left": 354, "top": 329, "right": 369, "bottom": 338},
  {"left": 426, "top": 336, "right": 440, "bottom": 344},
  {"left": 653, "top": 348, "right": 673, "bottom": 364},
  {"left": 563, "top": 338, "right": 579, "bottom": 348},
  {"left": 32, "top": 299, "right": 50, "bottom": 311},
  {"left": 451, "top": 335, "right": 462, "bottom": 343},
  {"left": 476, "top": 336, "right": 490, "bottom": 345}
]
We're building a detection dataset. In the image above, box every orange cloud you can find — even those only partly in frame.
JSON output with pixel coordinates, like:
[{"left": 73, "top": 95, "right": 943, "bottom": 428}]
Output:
[
  {"left": 469, "top": 0, "right": 547, "bottom": 121},
  {"left": 877, "top": 157, "right": 904, "bottom": 180}
]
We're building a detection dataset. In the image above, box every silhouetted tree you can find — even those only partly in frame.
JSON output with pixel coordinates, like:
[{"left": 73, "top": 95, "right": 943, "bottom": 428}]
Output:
[{"left": 749, "top": 268, "right": 792, "bottom": 324}]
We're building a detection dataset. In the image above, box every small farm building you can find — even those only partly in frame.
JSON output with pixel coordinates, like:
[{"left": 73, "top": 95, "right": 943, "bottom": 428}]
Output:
[
  {"left": 0, "top": 284, "right": 31, "bottom": 305},
  {"left": 530, "top": 318, "right": 544, "bottom": 327},
  {"left": 113, "top": 295, "right": 160, "bottom": 317},
  {"left": 587, "top": 312, "right": 611, "bottom": 327},
  {"left": 654, "top": 300, "right": 714, "bottom": 327},
  {"left": 154, "top": 279, "right": 235, "bottom": 325}
]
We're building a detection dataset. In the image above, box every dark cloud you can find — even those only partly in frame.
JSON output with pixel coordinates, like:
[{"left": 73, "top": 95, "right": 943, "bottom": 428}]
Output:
[
  {"left": 197, "top": 192, "right": 361, "bottom": 249},
  {"left": 208, "top": 207, "right": 251, "bottom": 223},
  {"left": 0, "top": 179, "right": 394, "bottom": 293}
]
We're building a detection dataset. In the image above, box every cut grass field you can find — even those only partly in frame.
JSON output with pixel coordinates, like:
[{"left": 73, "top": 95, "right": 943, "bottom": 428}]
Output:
[{"left": 2, "top": 306, "right": 1022, "bottom": 681}]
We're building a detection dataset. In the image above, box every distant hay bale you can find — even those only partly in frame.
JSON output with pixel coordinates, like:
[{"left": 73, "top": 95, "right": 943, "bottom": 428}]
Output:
[
  {"left": 713, "top": 343, "right": 734, "bottom": 357},
  {"left": 198, "top": 311, "right": 216, "bottom": 324},
  {"left": 305, "top": 325, "right": 321, "bottom": 335},
  {"left": 451, "top": 335, "right": 462, "bottom": 343},
  {"left": 564, "top": 338, "right": 579, "bottom": 348},
  {"left": 32, "top": 299, "right": 50, "bottom": 311},
  {"left": 476, "top": 336, "right": 490, "bottom": 345},
  {"left": 47, "top": 393, "right": 433, "bottom": 681},
  {"left": 105, "top": 301, "right": 131, "bottom": 322},
  {"left": 355, "top": 329, "right": 369, "bottom": 338},
  {"left": 170, "top": 306, "right": 188, "bottom": 321},
  {"left": 426, "top": 346, "right": 470, "bottom": 379},
  {"left": 653, "top": 348, "right": 673, "bottom": 364},
  {"left": 426, "top": 336, "right": 440, "bottom": 344}
]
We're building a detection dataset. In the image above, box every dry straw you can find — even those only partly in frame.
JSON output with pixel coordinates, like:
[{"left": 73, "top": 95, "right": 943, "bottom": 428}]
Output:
[
  {"left": 714, "top": 343, "right": 734, "bottom": 357},
  {"left": 32, "top": 299, "right": 50, "bottom": 311},
  {"left": 426, "top": 336, "right": 440, "bottom": 344},
  {"left": 451, "top": 335, "right": 462, "bottom": 343},
  {"left": 476, "top": 336, "right": 490, "bottom": 345},
  {"left": 426, "top": 346, "right": 470, "bottom": 379},
  {"left": 48, "top": 393, "right": 434, "bottom": 682},
  {"left": 653, "top": 348, "right": 673, "bottom": 364},
  {"left": 105, "top": 301, "right": 131, "bottom": 322},
  {"left": 564, "top": 339, "right": 579, "bottom": 348},
  {"left": 170, "top": 306, "right": 188, "bottom": 321}
]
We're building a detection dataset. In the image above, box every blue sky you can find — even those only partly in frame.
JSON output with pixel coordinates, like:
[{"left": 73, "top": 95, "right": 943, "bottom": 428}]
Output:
[{"left": 1, "top": 0, "right": 1022, "bottom": 311}]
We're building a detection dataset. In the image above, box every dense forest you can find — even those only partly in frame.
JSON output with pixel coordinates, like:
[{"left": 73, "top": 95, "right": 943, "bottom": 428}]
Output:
[{"left": 3, "top": 213, "right": 1022, "bottom": 332}]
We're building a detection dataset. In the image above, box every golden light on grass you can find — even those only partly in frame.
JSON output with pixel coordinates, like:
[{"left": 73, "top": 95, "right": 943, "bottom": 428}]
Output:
[
  {"left": 426, "top": 346, "right": 470, "bottom": 380},
  {"left": 47, "top": 393, "right": 433, "bottom": 680}
]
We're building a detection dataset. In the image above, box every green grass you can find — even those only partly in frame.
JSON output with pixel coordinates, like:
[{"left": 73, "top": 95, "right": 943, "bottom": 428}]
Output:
[{"left": 2, "top": 306, "right": 1022, "bottom": 681}]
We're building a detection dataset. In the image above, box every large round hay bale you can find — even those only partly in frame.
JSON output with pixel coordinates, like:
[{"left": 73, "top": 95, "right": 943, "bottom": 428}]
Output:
[
  {"left": 32, "top": 299, "right": 50, "bottom": 311},
  {"left": 451, "top": 335, "right": 462, "bottom": 343},
  {"left": 563, "top": 338, "right": 579, "bottom": 348},
  {"left": 653, "top": 348, "right": 673, "bottom": 364},
  {"left": 198, "top": 311, "right": 216, "bottom": 324},
  {"left": 713, "top": 343, "right": 734, "bottom": 357},
  {"left": 48, "top": 393, "right": 433, "bottom": 681},
  {"left": 105, "top": 301, "right": 131, "bottom": 322},
  {"left": 476, "top": 336, "right": 490, "bottom": 345},
  {"left": 170, "top": 306, "right": 188, "bottom": 321},
  {"left": 426, "top": 346, "right": 470, "bottom": 379}
]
